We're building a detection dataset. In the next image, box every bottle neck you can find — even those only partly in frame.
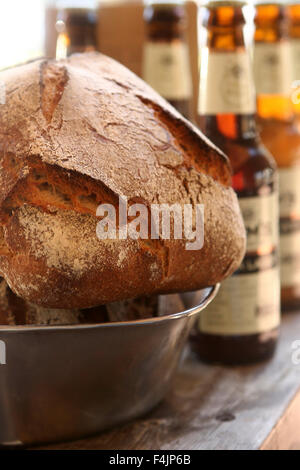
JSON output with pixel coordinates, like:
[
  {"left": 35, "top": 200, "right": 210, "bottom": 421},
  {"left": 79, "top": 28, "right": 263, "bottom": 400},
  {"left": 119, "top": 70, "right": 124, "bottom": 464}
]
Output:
[
  {"left": 197, "top": 2, "right": 257, "bottom": 143},
  {"left": 56, "top": 6, "right": 97, "bottom": 58},
  {"left": 144, "top": 1, "right": 187, "bottom": 41},
  {"left": 254, "top": 3, "right": 293, "bottom": 122},
  {"left": 288, "top": 3, "right": 300, "bottom": 37},
  {"left": 142, "top": 1, "right": 192, "bottom": 111}
]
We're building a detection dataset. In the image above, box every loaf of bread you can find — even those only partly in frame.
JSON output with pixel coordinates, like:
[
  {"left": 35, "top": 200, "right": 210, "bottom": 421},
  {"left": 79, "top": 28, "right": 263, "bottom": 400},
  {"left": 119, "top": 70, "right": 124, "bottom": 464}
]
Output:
[
  {"left": 0, "top": 52, "right": 245, "bottom": 309},
  {"left": 0, "top": 278, "right": 183, "bottom": 325},
  {"left": 0, "top": 278, "right": 85, "bottom": 325},
  {"left": 105, "top": 293, "right": 184, "bottom": 321}
]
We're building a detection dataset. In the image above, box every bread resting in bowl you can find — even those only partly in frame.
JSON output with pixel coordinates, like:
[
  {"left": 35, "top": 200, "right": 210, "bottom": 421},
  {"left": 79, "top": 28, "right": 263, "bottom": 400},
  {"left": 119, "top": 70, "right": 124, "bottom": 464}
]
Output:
[
  {"left": 0, "top": 278, "right": 183, "bottom": 325},
  {"left": 0, "top": 52, "right": 245, "bottom": 309}
]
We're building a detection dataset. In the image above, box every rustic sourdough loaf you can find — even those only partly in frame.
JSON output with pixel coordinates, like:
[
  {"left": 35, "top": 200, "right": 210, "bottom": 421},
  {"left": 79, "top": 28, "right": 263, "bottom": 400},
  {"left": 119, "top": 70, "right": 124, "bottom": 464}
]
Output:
[
  {"left": 0, "top": 277, "right": 86, "bottom": 325},
  {"left": 0, "top": 52, "right": 245, "bottom": 308}
]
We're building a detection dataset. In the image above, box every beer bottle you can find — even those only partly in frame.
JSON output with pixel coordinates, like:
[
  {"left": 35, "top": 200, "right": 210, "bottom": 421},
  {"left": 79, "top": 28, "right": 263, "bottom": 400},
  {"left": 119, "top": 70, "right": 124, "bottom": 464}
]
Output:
[
  {"left": 254, "top": 1, "right": 300, "bottom": 311},
  {"left": 142, "top": 0, "right": 192, "bottom": 118},
  {"left": 190, "top": 0, "right": 280, "bottom": 365},
  {"left": 55, "top": 0, "right": 98, "bottom": 59},
  {"left": 289, "top": 2, "right": 300, "bottom": 122}
]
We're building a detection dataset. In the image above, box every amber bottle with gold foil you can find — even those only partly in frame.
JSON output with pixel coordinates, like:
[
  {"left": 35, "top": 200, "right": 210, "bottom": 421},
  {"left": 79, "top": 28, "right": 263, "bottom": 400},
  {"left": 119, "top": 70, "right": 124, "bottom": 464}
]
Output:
[
  {"left": 55, "top": 0, "right": 98, "bottom": 59},
  {"left": 254, "top": 2, "right": 300, "bottom": 311},
  {"left": 190, "top": 0, "right": 280, "bottom": 365},
  {"left": 142, "top": 0, "right": 192, "bottom": 118}
]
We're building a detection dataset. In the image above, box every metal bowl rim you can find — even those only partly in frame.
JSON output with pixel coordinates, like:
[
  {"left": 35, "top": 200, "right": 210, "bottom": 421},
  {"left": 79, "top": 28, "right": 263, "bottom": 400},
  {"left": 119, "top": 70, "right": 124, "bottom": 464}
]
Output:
[{"left": 0, "top": 284, "right": 219, "bottom": 333}]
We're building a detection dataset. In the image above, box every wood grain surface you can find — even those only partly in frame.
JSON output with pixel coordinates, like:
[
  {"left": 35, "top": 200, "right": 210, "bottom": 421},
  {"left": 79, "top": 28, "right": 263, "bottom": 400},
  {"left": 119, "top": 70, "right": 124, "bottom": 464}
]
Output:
[{"left": 36, "top": 313, "right": 300, "bottom": 450}]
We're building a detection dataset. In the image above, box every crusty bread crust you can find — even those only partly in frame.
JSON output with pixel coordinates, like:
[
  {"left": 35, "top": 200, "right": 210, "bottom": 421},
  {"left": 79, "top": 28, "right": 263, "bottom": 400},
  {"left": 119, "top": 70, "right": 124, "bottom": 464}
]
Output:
[{"left": 0, "top": 53, "right": 245, "bottom": 308}]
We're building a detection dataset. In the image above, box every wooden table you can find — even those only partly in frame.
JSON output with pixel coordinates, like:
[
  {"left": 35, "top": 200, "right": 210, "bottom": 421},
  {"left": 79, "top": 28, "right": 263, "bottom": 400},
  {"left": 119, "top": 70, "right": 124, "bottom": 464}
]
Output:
[{"left": 38, "top": 313, "right": 300, "bottom": 450}]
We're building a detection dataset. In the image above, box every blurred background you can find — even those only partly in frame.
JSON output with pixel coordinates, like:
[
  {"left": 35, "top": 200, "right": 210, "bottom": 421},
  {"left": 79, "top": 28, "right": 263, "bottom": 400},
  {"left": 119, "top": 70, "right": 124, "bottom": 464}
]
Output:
[
  {"left": 0, "top": 0, "right": 46, "bottom": 69},
  {"left": 0, "top": 0, "right": 200, "bottom": 116},
  {"left": 0, "top": 0, "right": 197, "bottom": 71}
]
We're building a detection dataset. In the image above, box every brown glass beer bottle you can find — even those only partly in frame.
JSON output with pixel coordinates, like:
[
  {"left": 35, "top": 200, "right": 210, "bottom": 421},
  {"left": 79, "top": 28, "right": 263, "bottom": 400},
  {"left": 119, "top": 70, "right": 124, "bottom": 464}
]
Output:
[
  {"left": 190, "top": 0, "right": 280, "bottom": 365},
  {"left": 142, "top": 0, "right": 192, "bottom": 118},
  {"left": 254, "top": 1, "right": 300, "bottom": 311},
  {"left": 55, "top": 0, "right": 98, "bottom": 58}
]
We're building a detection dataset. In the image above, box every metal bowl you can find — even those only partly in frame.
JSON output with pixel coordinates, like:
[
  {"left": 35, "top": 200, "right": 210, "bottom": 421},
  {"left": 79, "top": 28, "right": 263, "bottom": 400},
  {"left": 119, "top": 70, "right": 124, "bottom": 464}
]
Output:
[{"left": 0, "top": 285, "right": 218, "bottom": 447}]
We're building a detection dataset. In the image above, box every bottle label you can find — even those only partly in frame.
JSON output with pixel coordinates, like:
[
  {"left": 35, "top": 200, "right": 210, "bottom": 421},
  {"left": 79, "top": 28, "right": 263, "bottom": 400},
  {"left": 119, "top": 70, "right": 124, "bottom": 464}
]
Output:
[
  {"left": 291, "top": 39, "right": 300, "bottom": 83},
  {"left": 198, "top": 50, "right": 256, "bottom": 115},
  {"left": 238, "top": 192, "right": 278, "bottom": 251},
  {"left": 279, "top": 167, "right": 300, "bottom": 288},
  {"left": 142, "top": 41, "right": 192, "bottom": 100},
  {"left": 253, "top": 41, "right": 292, "bottom": 95},
  {"left": 199, "top": 192, "right": 280, "bottom": 335}
]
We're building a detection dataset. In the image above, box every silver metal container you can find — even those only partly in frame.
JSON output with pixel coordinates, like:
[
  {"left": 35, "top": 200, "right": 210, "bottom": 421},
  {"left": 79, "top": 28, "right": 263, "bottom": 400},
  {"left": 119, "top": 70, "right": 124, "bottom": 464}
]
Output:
[{"left": 0, "top": 285, "right": 218, "bottom": 447}]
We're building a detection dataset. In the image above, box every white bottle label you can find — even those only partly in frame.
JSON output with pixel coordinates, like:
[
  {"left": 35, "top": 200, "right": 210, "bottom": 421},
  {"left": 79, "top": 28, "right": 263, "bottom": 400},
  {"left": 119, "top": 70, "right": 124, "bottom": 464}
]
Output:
[
  {"left": 142, "top": 41, "right": 192, "bottom": 100},
  {"left": 291, "top": 39, "right": 300, "bottom": 83},
  {"left": 199, "top": 192, "right": 280, "bottom": 335},
  {"left": 279, "top": 167, "right": 300, "bottom": 288},
  {"left": 253, "top": 41, "right": 292, "bottom": 95},
  {"left": 199, "top": 268, "right": 280, "bottom": 335},
  {"left": 239, "top": 192, "right": 278, "bottom": 252},
  {"left": 198, "top": 49, "right": 256, "bottom": 115}
]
